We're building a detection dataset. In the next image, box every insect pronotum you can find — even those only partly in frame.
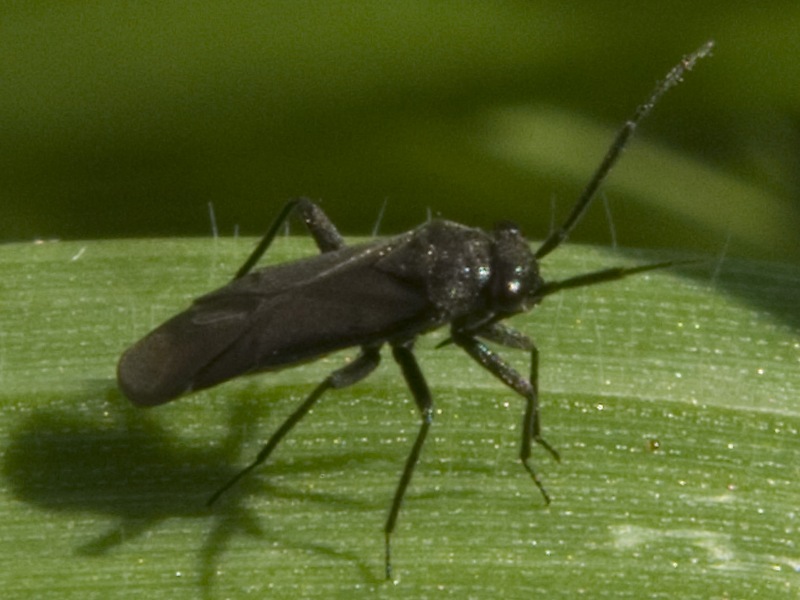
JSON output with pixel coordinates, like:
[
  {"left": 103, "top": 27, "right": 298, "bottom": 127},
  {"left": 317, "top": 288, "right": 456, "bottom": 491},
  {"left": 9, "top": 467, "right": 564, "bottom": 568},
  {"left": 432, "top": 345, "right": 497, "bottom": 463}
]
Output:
[{"left": 118, "top": 41, "right": 714, "bottom": 579}]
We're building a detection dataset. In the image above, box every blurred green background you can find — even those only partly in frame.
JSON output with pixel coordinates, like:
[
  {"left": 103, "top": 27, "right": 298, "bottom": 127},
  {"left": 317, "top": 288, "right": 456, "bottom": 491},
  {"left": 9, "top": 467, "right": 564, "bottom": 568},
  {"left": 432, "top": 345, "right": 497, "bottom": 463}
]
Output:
[{"left": 2, "top": 1, "right": 799, "bottom": 262}]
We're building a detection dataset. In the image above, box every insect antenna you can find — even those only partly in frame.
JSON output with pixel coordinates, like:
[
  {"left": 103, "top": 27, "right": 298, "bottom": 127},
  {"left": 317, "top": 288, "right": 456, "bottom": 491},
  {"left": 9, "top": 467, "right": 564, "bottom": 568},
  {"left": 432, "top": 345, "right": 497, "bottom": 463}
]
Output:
[
  {"left": 538, "top": 259, "right": 700, "bottom": 299},
  {"left": 534, "top": 40, "right": 714, "bottom": 260}
]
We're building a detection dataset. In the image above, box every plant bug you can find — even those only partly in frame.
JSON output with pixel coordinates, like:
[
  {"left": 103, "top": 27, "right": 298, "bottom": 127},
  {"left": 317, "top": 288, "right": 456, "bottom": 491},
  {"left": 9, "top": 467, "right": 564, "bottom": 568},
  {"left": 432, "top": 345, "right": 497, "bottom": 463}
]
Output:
[{"left": 118, "top": 41, "right": 713, "bottom": 579}]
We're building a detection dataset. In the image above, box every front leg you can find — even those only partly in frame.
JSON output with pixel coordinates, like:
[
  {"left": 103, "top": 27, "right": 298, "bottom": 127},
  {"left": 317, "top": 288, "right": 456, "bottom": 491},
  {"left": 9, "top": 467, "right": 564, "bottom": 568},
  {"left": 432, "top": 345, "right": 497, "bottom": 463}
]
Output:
[
  {"left": 451, "top": 329, "right": 559, "bottom": 504},
  {"left": 474, "top": 321, "right": 534, "bottom": 350}
]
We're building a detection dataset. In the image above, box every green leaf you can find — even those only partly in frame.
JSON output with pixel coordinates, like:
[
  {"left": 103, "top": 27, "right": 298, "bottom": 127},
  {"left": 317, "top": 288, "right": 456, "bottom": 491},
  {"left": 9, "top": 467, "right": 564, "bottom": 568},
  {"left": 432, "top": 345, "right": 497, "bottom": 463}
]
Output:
[{"left": 1, "top": 237, "right": 798, "bottom": 599}]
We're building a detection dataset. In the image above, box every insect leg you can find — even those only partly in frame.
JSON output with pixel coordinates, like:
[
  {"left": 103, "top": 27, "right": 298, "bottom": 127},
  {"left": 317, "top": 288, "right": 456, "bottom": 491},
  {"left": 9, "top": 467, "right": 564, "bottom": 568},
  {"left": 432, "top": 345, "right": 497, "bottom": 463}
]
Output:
[
  {"left": 435, "top": 319, "right": 533, "bottom": 350},
  {"left": 295, "top": 197, "right": 346, "bottom": 253},
  {"left": 452, "top": 331, "right": 559, "bottom": 504},
  {"left": 385, "top": 342, "right": 433, "bottom": 580},
  {"left": 235, "top": 197, "right": 346, "bottom": 279},
  {"left": 474, "top": 321, "right": 534, "bottom": 350},
  {"left": 207, "top": 345, "right": 382, "bottom": 506}
]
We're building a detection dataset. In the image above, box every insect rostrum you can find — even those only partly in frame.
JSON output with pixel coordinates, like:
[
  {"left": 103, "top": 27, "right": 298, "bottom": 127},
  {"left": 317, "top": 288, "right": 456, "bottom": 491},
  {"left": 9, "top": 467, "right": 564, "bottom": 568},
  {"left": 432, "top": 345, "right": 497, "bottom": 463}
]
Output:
[{"left": 117, "top": 41, "right": 713, "bottom": 580}]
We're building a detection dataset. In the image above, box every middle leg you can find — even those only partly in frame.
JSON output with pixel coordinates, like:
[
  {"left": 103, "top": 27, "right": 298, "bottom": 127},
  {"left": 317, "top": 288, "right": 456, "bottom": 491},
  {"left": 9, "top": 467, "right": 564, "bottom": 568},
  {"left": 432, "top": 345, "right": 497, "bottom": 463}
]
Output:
[
  {"left": 385, "top": 341, "right": 434, "bottom": 580},
  {"left": 207, "top": 345, "right": 382, "bottom": 506}
]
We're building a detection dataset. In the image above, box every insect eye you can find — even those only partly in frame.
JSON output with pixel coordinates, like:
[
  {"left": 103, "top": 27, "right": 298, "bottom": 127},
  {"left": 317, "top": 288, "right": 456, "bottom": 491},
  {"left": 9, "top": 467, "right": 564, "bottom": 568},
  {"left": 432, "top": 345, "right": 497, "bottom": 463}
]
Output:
[
  {"left": 489, "top": 225, "right": 535, "bottom": 312},
  {"left": 489, "top": 265, "right": 531, "bottom": 313},
  {"left": 506, "top": 279, "right": 522, "bottom": 295}
]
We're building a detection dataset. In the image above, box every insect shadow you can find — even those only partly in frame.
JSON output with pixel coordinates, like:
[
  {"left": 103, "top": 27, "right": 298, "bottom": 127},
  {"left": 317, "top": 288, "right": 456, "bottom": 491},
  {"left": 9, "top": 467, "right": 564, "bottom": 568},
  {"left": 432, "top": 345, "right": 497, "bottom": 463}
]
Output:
[{"left": 1, "top": 386, "right": 383, "bottom": 592}]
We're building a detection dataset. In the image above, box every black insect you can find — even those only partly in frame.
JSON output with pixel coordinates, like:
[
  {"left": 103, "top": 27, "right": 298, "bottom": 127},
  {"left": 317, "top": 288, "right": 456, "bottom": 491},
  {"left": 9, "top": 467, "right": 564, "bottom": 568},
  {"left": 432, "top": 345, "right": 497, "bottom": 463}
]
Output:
[{"left": 118, "top": 42, "right": 713, "bottom": 579}]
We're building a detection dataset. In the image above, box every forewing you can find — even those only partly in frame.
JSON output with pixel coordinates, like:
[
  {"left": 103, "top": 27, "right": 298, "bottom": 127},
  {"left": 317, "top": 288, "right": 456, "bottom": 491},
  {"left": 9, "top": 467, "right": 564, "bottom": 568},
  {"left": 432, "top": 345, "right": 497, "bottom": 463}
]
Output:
[
  {"left": 117, "top": 235, "right": 433, "bottom": 406},
  {"left": 187, "top": 241, "right": 434, "bottom": 392},
  {"left": 117, "top": 293, "right": 265, "bottom": 406}
]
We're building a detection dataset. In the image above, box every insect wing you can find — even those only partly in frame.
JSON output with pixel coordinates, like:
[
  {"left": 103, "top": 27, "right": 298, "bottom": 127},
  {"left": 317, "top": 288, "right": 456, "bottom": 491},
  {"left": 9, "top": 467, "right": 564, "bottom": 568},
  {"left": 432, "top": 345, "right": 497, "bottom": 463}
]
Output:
[
  {"left": 117, "top": 292, "right": 263, "bottom": 406},
  {"left": 118, "top": 235, "right": 432, "bottom": 406}
]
